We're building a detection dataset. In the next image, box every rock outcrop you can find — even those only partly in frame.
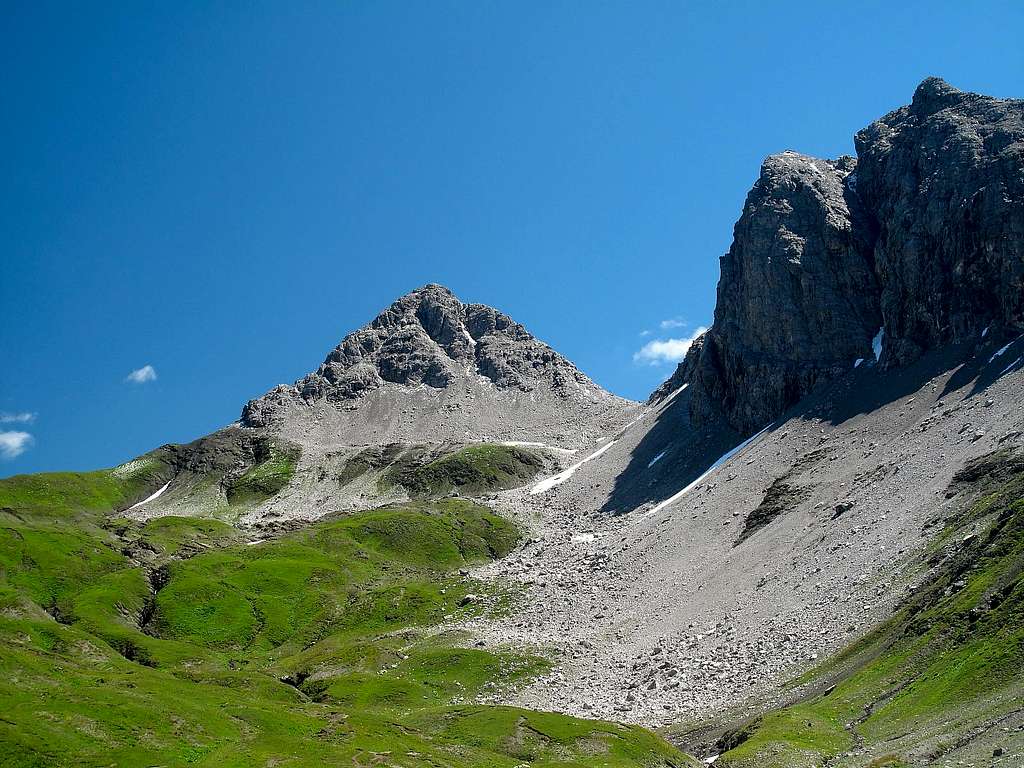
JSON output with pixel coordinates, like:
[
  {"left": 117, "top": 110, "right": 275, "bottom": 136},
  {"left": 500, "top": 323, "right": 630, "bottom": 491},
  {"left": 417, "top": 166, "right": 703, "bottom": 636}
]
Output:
[
  {"left": 680, "top": 152, "right": 881, "bottom": 432},
  {"left": 856, "top": 77, "right": 1024, "bottom": 365},
  {"left": 665, "top": 78, "right": 1024, "bottom": 435}
]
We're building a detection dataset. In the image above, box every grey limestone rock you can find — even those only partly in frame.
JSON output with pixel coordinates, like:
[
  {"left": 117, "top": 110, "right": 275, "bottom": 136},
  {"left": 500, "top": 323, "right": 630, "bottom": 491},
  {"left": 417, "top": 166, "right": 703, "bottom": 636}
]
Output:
[
  {"left": 664, "top": 78, "right": 1023, "bottom": 435},
  {"left": 242, "top": 284, "right": 619, "bottom": 431}
]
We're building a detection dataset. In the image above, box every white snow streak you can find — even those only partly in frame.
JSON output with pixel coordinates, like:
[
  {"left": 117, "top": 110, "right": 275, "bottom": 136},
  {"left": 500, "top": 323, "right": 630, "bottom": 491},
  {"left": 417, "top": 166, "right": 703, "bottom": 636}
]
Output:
[
  {"left": 127, "top": 482, "right": 170, "bottom": 511},
  {"left": 638, "top": 424, "right": 772, "bottom": 521},
  {"left": 527, "top": 384, "right": 689, "bottom": 495},
  {"left": 530, "top": 440, "right": 617, "bottom": 495},
  {"left": 988, "top": 338, "right": 1019, "bottom": 364},
  {"left": 1000, "top": 356, "right": 1022, "bottom": 375},
  {"left": 661, "top": 382, "right": 689, "bottom": 404},
  {"left": 647, "top": 450, "right": 667, "bottom": 469},
  {"left": 982, "top": 326, "right": 990, "bottom": 338},
  {"left": 853, "top": 358, "right": 864, "bottom": 368},
  {"left": 872, "top": 328, "right": 885, "bottom": 362}
]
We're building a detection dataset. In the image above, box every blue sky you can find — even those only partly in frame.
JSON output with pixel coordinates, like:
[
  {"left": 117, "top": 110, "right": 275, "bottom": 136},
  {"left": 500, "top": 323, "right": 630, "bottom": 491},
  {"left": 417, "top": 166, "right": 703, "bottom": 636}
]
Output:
[{"left": 2, "top": 1, "right": 1022, "bottom": 475}]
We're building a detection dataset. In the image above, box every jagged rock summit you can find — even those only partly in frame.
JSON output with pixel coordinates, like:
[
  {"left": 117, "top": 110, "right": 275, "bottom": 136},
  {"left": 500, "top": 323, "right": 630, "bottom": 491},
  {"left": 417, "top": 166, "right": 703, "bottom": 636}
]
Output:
[
  {"left": 664, "top": 77, "right": 1024, "bottom": 435},
  {"left": 243, "top": 284, "right": 634, "bottom": 448}
]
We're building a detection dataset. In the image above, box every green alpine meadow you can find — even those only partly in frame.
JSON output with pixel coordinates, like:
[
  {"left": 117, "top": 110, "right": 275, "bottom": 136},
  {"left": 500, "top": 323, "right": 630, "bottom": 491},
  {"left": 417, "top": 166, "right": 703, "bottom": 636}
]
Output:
[{"left": 0, "top": 466, "right": 691, "bottom": 767}]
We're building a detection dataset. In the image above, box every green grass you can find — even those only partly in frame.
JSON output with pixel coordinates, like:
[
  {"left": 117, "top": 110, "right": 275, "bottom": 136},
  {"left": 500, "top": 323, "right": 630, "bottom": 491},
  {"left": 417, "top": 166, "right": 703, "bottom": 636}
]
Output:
[
  {"left": 307, "top": 644, "right": 548, "bottom": 709},
  {"left": 383, "top": 443, "right": 546, "bottom": 498},
  {"left": 0, "top": 523, "right": 126, "bottom": 616},
  {"left": 0, "top": 457, "right": 167, "bottom": 519},
  {"left": 339, "top": 498, "right": 520, "bottom": 564},
  {"left": 0, "top": 466, "right": 689, "bottom": 767},
  {"left": 714, "top": 448, "right": 1024, "bottom": 767},
  {"left": 409, "top": 705, "right": 692, "bottom": 767},
  {"left": 150, "top": 500, "right": 519, "bottom": 653},
  {"left": 225, "top": 441, "right": 299, "bottom": 506},
  {"left": 718, "top": 705, "right": 851, "bottom": 766},
  {"left": 136, "top": 516, "right": 238, "bottom": 555}
]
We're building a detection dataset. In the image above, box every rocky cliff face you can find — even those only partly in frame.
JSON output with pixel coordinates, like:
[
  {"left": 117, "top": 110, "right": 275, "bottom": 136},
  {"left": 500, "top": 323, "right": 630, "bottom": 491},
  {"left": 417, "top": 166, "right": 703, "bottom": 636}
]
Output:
[
  {"left": 856, "top": 77, "right": 1024, "bottom": 365},
  {"left": 683, "top": 152, "right": 881, "bottom": 431},
  {"left": 242, "top": 284, "right": 633, "bottom": 447},
  {"left": 668, "top": 78, "right": 1024, "bottom": 434}
]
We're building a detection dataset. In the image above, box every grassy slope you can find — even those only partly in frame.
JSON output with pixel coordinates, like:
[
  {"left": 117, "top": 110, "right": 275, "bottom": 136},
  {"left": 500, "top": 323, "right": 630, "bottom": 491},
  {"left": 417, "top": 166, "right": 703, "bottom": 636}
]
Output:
[
  {"left": 225, "top": 441, "right": 299, "bottom": 507},
  {"left": 712, "top": 449, "right": 1024, "bottom": 767},
  {"left": 382, "top": 443, "right": 546, "bottom": 498},
  {"left": 0, "top": 469, "right": 691, "bottom": 767},
  {"left": 0, "top": 458, "right": 168, "bottom": 517}
]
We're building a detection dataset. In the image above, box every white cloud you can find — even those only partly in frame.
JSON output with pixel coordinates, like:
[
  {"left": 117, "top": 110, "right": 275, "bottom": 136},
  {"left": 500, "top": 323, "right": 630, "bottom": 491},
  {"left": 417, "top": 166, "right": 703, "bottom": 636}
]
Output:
[
  {"left": 639, "top": 329, "right": 651, "bottom": 337},
  {"left": 0, "top": 411, "right": 36, "bottom": 424},
  {"left": 659, "top": 317, "right": 687, "bottom": 330},
  {"left": 126, "top": 365, "right": 157, "bottom": 384},
  {"left": 633, "top": 326, "right": 708, "bottom": 366},
  {"left": 0, "top": 431, "right": 33, "bottom": 460}
]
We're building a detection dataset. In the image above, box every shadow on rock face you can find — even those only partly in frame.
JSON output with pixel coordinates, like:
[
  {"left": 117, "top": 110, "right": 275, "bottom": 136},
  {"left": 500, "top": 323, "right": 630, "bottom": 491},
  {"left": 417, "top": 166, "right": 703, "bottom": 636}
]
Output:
[
  {"left": 601, "top": 342, "right": 1013, "bottom": 519},
  {"left": 598, "top": 387, "right": 741, "bottom": 516},
  {"left": 823, "top": 340, "right": 1021, "bottom": 428},
  {"left": 942, "top": 333, "right": 1024, "bottom": 402}
]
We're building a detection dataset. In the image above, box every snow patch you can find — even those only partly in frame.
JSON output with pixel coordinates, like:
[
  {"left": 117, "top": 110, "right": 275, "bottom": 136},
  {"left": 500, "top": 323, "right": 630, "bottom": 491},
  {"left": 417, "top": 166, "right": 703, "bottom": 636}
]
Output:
[
  {"left": 647, "top": 450, "right": 667, "bottom": 469},
  {"left": 571, "top": 533, "right": 596, "bottom": 543},
  {"left": 530, "top": 440, "right": 617, "bottom": 495},
  {"left": 1000, "top": 356, "right": 1022, "bottom": 375},
  {"left": 853, "top": 358, "right": 864, "bottom": 368},
  {"left": 982, "top": 325, "right": 990, "bottom": 338},
  {"left": 988, "top": 338, "right": 1020, "bottom": 364},
  {"left": 660, "top": 382, "right": 689, "bottom": 405},
  {"left": 637, "top": 424, "right": 772, "bottom": 521},
  {"left": 872, "top": 328, "right": 885, "bottom": 362},
  {"left": 127, "top": 481, "right": 170, "bottom": 511}
]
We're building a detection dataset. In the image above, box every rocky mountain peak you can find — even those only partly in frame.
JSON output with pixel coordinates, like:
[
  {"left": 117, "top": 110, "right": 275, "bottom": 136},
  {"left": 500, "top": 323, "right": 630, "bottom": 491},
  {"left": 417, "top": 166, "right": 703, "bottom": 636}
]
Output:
[
  {"left": 910, "top": 75, "right": 963, "bottom": 112},
  {"left": 367, "top": 284, "right": 469, "bottom": 356},
  {"left": 241, "top": 284, "right": 625, "bottom": 435}
]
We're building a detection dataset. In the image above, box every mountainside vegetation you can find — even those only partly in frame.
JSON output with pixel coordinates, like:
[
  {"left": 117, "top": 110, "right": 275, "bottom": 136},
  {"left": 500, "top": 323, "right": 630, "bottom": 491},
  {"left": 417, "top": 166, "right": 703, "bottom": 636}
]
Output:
[
  {"left": 685, "top": 448, "right": 1024, "bottom": 766},
  {"left": 381, "top": 443, "right": 547, "bottom": 498},
  {"left": 0, "top": 468, "right": 690, "bottom": 767},
  {"left": 224, "top": 440, "right": 300, "bottom": 507}
]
